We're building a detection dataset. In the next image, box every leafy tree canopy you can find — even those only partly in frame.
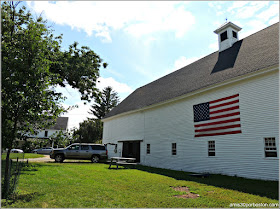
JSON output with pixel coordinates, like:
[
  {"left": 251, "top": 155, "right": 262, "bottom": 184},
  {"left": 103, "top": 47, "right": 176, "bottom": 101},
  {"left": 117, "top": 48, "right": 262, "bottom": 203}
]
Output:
[
  {"left": 1, "top": 1, "right": 107, "bottom": 149},
  {"left": 2, "top": 1, "right": 108, "bottom": 198},
  {"left": 72, "top": 119, "right": 103, "bottom": 143}
]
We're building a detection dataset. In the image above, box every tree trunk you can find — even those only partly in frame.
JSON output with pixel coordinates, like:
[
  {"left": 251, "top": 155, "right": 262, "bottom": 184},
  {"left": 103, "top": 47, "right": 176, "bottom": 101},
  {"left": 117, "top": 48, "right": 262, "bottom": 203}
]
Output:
[
  {"left": 3, "top": 111, "right": 18, "bottom": 199},
  {"left": 3, "top": 148, "right": 11, "bottom": 199}
]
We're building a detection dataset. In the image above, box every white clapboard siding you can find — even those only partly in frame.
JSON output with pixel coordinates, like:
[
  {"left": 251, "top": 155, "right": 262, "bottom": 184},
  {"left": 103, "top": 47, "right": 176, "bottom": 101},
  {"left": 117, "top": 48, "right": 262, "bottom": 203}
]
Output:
[
  {"left": 103, "top": 112, "right": 144, "bottom": 141},
  {"left": 25, "top": 129, "right": 65, "bottom": 139},
  {"left": 103, "top": 70, "right": 279, "bottom": 180}
]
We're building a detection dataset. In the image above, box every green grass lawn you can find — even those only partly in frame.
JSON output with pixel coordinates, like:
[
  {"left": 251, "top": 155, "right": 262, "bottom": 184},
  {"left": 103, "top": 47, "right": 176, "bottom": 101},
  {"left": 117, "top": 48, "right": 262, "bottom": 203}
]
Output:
[
  {"left": 1, "top": 153, "right": 45, "bottom": 160},
  {"left": 1, "top": 162, "right": 279, "bottom": 208}
]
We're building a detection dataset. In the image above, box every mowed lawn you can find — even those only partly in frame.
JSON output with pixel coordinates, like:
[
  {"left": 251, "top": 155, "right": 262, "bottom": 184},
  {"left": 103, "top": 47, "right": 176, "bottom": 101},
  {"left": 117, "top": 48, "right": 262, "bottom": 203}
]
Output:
[
  {"left": 1, "top": 153, "right": 45, "bottom": 160},
  {"left": 2, "top": 162, "right": 279, "bottom": 208}
]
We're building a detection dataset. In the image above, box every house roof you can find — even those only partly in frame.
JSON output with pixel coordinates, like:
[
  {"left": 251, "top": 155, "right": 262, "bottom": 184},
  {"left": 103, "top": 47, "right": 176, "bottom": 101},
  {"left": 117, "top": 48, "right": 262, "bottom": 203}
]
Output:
[
  {"left": 49, "top": 117, "right": 68, "bottom": 130},
  {"left": 104, "top": 22, "right": 279, "bottom": 119}
]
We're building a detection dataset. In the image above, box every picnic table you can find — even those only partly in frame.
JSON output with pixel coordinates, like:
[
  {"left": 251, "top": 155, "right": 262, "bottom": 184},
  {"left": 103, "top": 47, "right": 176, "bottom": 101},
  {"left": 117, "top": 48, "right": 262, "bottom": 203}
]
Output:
[{"left": 108, "top": 157, "right": 137, "bottom": 169}]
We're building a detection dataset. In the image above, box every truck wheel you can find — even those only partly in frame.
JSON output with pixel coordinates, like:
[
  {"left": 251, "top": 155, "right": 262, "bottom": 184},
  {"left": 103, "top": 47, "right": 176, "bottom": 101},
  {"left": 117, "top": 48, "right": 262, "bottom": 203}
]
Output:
[
  {"left": 55, "top": 154, "right": 64, "bottom": 163},
  {"left": 91, "top": 155, "right": 99, "bottom": 163}
]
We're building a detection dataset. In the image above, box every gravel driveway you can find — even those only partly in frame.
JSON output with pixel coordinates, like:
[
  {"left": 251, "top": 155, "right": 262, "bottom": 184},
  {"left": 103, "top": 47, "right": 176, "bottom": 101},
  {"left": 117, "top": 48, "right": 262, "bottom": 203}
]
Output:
[
  {"left": 23, "top": 155, "right": 93, "bottom": 163},
  {"left": 26, "top": 155, "right": 53, "bottom": 163}
]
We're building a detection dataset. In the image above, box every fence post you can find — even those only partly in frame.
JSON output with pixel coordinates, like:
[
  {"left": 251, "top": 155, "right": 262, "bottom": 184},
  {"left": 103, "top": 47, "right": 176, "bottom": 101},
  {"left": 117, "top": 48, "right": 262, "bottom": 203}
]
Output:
[{"left": 15, "top": 157, "right": 19, "bottom": 174}]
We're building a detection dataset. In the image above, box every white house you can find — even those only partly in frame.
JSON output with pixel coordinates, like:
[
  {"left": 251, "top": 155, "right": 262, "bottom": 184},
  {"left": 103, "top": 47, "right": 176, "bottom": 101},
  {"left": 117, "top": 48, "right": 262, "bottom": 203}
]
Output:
[
  {"left": 18, "top": 117, "right": 69, "bottom": 147},
  {"left": 102, "top": 22, "right": 279, "bottom": 181}
]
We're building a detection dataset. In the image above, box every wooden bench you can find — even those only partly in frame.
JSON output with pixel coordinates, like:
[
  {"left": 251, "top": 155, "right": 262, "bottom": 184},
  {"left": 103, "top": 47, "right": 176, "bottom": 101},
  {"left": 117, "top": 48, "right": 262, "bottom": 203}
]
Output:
[
  {"left": 116, "top": 162, "right": 138, "bottom": 168},
  {"left": 108, "top": 157, "right": 137, "bottom": 169}
]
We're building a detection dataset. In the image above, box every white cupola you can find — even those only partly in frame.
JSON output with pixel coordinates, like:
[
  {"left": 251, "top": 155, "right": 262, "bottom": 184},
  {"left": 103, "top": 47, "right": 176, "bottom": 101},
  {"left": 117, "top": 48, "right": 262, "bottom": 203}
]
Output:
[{"left": 214, "top": 21, "right": 242, "bottom": 52}]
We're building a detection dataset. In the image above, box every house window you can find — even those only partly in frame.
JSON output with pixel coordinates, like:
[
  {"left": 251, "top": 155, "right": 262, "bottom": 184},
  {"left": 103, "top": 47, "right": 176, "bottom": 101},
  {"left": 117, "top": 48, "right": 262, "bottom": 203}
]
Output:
[
  {"left": 172, "top": 143, "right": 177, "bottom": 155},
  {"left": 232, "top": 31, "right": 237, "bottom": 38},
  {"left": 147, "top": 144, "right": 150, "bottom": 154},
  {"left": 264, "top": 137, "right": 277, "bottom": 157},
  {"left": 220, "top": 31, "right": 228, "bottom": 42},
  {"left": 208, "top": 141, "right": 215, "bottom": 156},
  {"left": 44, "top": 131, "right": 48, "bottom": 137}
]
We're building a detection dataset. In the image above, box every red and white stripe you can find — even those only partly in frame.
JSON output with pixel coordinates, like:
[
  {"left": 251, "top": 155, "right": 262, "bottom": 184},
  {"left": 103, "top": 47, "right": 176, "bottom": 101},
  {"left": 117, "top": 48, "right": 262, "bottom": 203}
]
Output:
[{"left": 195, "top": 94, "right": 241, "bottom": 137}]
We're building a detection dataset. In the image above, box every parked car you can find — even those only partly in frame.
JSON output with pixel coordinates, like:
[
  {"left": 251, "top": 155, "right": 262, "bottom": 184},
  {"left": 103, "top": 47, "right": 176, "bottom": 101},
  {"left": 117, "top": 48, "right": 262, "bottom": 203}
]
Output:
[
  {"left": 50, "top": 143, "right": 108, "bottom": 163},
  {"left": 32, "top": 147, "right": 53, "bottom": 155},
  {"left": 11, "top": 149, "right": 24, "bottom": 153}
]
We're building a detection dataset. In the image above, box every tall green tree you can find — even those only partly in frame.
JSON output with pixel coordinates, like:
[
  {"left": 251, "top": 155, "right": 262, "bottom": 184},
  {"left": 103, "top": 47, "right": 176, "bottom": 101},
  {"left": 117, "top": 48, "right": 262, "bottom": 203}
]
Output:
[
  {"left": 73, "top": 86, "right": 120, "bottom": 144},
  {"left": 72, "top": 119, "right": 103, "bottom": 143},
  {"left": 88, "top": 86, "right": 120, "bottom": 119},
  {"left": 1, "top": 1, "right": 107, "bottom": 198}
]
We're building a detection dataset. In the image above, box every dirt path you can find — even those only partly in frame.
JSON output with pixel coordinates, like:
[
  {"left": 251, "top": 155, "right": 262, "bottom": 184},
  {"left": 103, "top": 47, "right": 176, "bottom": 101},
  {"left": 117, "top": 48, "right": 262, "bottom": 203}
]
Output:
[
  {"left": 23, "top": 155, "right": 53, "bottom": 163},
  {"left": 22, "top": 156, "right": 92, "bottom": 163}
]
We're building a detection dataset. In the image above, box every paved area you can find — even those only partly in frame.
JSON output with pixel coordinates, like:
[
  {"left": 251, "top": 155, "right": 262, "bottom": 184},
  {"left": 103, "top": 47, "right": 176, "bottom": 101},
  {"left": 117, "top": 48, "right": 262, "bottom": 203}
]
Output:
[
  {"left": 26, "top": 155, "right": 53, "bottom": 162},
  {"left": 20, "top": 155, "right": 93, "bottom": 163}
]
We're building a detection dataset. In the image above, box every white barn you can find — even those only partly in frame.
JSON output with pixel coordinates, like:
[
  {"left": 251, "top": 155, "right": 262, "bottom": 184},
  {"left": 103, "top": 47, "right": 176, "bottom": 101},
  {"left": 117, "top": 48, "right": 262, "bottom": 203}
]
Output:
[{"left": 102, "top": 22, "right": 279, "bottom": 181}]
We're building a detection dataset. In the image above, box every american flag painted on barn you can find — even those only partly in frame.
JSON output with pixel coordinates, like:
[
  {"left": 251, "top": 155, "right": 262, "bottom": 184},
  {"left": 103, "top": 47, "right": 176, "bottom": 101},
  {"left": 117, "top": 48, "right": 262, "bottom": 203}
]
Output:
[{"left": 193, "top": 94, "right": 241, "bottom": 137}]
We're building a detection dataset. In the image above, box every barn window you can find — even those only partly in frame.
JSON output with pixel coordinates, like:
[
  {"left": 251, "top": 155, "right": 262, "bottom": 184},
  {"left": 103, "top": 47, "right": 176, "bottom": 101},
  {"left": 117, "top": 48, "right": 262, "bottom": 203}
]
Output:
[
  {"left": 232, "top": 31, "right": 237, "bottom": 38},
  {"left": 220, "top": 31, "right": 228, "bottom": 42},
  {"left": 172, "top": 143, "right": 177, "bottom": 155},
  {"left": 44, "top": 131, "right": 48, "bottom": 137},
  {"left": 147, "top": 144, "right": 150, "bottom": 154},
  {"left": 264, "top": 137, "right": 277, "bottom": 157},
  {"left": 208, "top": 141, "right": 215, "bottom": 156}
]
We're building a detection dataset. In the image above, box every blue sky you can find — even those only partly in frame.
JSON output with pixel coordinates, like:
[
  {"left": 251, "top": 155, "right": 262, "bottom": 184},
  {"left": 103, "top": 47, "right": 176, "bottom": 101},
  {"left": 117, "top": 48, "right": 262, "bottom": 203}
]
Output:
[{"left": 25, "top": 1, "right": 279, "bottom": 130}]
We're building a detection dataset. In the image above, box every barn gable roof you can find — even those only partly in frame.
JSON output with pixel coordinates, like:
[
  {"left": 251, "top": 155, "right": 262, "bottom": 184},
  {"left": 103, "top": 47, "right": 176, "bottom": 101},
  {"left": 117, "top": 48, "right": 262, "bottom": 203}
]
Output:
[{"left": 104, "top": 23, "right": 279, "bottom": 119}]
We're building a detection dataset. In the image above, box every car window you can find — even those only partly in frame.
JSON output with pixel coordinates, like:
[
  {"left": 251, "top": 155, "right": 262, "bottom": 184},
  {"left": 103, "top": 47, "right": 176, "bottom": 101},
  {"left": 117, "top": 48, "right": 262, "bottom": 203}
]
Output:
[
  {"left": 68, "top": 145, "right": 80, "bottom": 150},
  {"left": 91, "top": 145, "right": 105, "bottom": 150},
  {"left": 81, "top": 145, "right": 90, "bottom": 150}
]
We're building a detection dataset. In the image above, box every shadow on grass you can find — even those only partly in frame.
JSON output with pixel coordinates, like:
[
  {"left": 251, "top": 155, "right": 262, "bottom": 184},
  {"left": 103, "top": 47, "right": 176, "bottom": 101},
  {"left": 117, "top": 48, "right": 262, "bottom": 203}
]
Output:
[
  {"left": 135, "top": 165, "right": 279, "bottom": 200},
  {"left": 1, "top": 192, "right": 42, "bottom": 207},
  {"left": 16, "top": 162, "right": 59, "bottom": 176}
]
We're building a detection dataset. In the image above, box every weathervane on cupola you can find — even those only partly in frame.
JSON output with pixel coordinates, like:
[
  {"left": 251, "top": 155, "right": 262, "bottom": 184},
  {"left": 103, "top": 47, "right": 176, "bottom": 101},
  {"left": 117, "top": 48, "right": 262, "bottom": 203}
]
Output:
[{"left": 214, "top": 21, "right": 242, "bottom": 52}]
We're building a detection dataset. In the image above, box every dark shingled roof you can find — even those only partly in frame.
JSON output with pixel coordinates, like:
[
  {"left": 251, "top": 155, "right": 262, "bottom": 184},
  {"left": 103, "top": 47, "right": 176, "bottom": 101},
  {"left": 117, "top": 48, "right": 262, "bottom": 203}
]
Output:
[
  {"left": 49, "top": 117, "right": 68, "bottom": 130},
  {"left": 104, "top": 23, "right": 279, "bottom": 119}
]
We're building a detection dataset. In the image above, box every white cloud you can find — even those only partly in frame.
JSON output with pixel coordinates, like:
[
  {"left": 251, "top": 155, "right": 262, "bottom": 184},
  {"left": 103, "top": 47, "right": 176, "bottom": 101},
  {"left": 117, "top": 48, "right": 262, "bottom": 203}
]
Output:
[
  {"left": 227, "top": 1, "right": 270, "bottom": 19},
  {"left": 54, "top": 85, "right": 81, "bottom": 106},
  {"left": 212, "top": 1, "right": 279, "bottom": 40},
  {"left": 27, "top": 1, "right": 194, "bottom": 42},
  {"left": 96, "top": 77, "right": 133, "bottom": 94},
  {"left": 257, "top": 4, "right": 279, "bottom": 22},
  {"left": 163, "top": 55, "right": 203, "bottom": 76},
  {"left": 239, "top": 20, "right": 267, "bottom": 39},
  {"left": 62, "top": 102, "right": 92, "bottom": 130},
  {"left": 174, "top": 56, "right": 201, "bottom": 70},
  {"left": 208, "top": 2, "right": 226, "bottom": 8},
  {"left": 269, "top": 16, "right": 279, "bottom": 25},
  {"left": 58, "top": 76, "right": 133, "bottom": 129},
  {"left": 227, "top": 1, "right": 251, "bottom": 12},
  {"left": 209, "top": 42, "right": 218, "bottom": 51},
  {"left": 208, "top": 2, "right": 227, "bottom": 16},
  {"left": 54, "top": 77, "right": 132, "bottom": 102}
]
